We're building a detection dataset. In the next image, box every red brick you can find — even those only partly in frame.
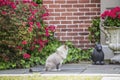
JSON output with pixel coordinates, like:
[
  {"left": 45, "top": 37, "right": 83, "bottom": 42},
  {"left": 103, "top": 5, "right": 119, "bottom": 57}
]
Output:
[
  {"left": 47, "top": 9, "right": 54, "bottom": 12},
  {"left": 61, "top": 21, "right": 72, "bottom": 24},
  {"left": 43, "top": 0, "right": 100, "bottom": 49},
  {"left": 73, "top": 29, "right": 83, "bottom": 32},
  {"left": 61, "top": 13, "right": 72, "bottom": 16},
  {"left": 85, "top": 29, "right": 89, "bottom": 31},
  {"left": 97, "top": 12, "right": 100, "bottom": 15},
  {"left": 50, "top": 13, "right": 60, "bottom": 16},
  {"left": 97, "top": 4, "right": 100, "bottom": 7},
  {"left": 84, "top": 21, "right": 92, "bottom": 24},
  {"left": 62, "top": 37, "right": 72, "bottom": 40},
  {"left": 49, "top": 5, "right": 60, "bottom": 8},
  {"left": 79, "top": 17, "right": 89, "bottom": 20},
  {"left": 79, "top": 32, "right": 89, "bottom": 35},
  {"left": 73, "top": 13, "right": 84, "bottom": 16},
  {"left": 55, "top": 1, "right": 66, "bottom": 4},
  {"left": 48, "top": 17, "right": 54, "bottom": 20},
  {"left": 55, "top": 17, "right": 66, "bottom": 20},
  {"left": 73, "top": 21, "right": 83, "bottom": 24},
  {"left": 67, "top": 0, "right": 77, "bottom": 4},
  {"left": 61, "top": 5, "right": 72, "bottom": 8},
  {"left": 85, "top": 12, "right": 96, "bottom": 15},
  {"left": 91, "top": 8, "right": 100, "bottom": 11},
  {"left": 67, "top": 17, "right": 78, "bottom": 20},
  {"left": 61, "top": 29, "right": 72, "bottom": 32},
  {"left": 43, "top": 1, "right": 53, "bottom": 4},
  {"left": 49, "top": 21, "right": 60, "bottom": 24},
  {"left": 57, "top": 25, "right": 67, "bottom": 29},
  {"left": 76, "top": 45, "right": 85, "bottom": 48},
  {"left": 80, "top": 40, "right": 90, "bottom": 43},
  {"left": 55, "top": 9, "right": 65, "bottom": 12},
  {"left": 67, "top": 25, "right": 78, "bottom": 28},
  {"left": 85, "top": 4, "right": 96, "bottom": 7},
  {"left": 91, "top": 0, "right": 100, "bottom": 3},
  {"left": 55, "top": 29, "right": 60, "bottom": 32},
  {"left": 67, "top": 33, "right": 78, "bottom": 36},
  {"left": 74, "top": 37, "right": 84, "bottom": 40},
  {"left": 55, "top": 33, "right": 66, "bottom": 36},
  {"left": 79, "top": 25, "right": 91, "bottom": 28},
  {"left": 67, "top": 9, "right": 78, "bottom": 12},
  {"left": 73, "top": 4, "right": 84, "bottom": 8},
  {"left": 91, "top": 16, "right": 100, "bottom": 19},
  {"left": 79, "top": 0, "right": 89, "bottom": 3},
  {"left": 79, "top": 8, "right": 90, "bottom": 11}
]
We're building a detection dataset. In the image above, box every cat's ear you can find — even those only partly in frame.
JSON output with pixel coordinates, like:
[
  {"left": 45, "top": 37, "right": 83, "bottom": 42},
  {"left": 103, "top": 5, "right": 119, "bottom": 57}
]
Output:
[{"left": 64, "top": 45, "right": 68, "bottom": 50}]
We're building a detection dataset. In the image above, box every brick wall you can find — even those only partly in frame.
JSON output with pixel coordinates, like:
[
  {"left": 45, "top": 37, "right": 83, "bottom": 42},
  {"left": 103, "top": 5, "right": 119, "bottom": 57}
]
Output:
[{"left": 43, "top": 0, "right": 100, "bottom": 49}]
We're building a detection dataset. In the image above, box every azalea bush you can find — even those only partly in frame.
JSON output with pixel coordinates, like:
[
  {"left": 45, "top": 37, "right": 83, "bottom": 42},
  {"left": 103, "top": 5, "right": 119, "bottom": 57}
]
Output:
[
  {"left": 101, "top": 6, "right": 120, "bottom": 27},
  {"left": 0, "top": 0, "right": 55, "bottom": 69}
]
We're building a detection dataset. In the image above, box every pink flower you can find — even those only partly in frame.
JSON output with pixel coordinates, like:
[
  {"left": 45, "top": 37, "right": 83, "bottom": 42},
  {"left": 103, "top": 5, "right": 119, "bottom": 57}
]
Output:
[
  {"left": 30, "top": 46, "right": 35, "bottom": 51},
  {"left": 118, "top": 14, "right": 120, "bottom": 19},
  {"left": 10, "top": 2, "right": 16, "bottom": 9},
  {"left": 1, "top": 11, "right": 7, "bottom": 15},
  {"left": 113, "top": 7, "right": 120, "bottom": 13},
  {"left": 28, "top": 27, "right": 33, "bottom": 32},
  {"left": 28, "top": 15, "right": 34, "bottom": 21},
  {"left": 23, "top": 53, "right": 31, "bottom": 59},
  {"left": 48, "top": 25, "right": 55, "bottom": 32},
  {"left": 28, "top": 21, "right": 34, "bottom": 27},
  {"left": 31, "top": 10, "right": 38, "bottom": 15},
  {"left": 101, "top": 10, "right": 109, "bottom": 19},
  {"left": 21, "top": 0, "right": 32, "bottom": 3},
  {"left": 42, "top": 13, "right": 49, "bottom": 18},
  {"left": 108, "top": 11, "right": 116, "bottom": 19},
  {"left": 31, "top": 2, "right": 38, "bottom": 7},
  {"left": 38, "top": 47, "right": 42, "bottom": 51},
  {"left": 101, "top": 7, "right": 120, "bottom": 19},
  {"left": 22, "top": 40, "right": 27, "bottom": 45},
  {"left": 37, "top": 39, "right": 44, "bottom": 47},
  {"left": 45, "top": 28, "right": 49, "bottom": 37},
  {"left": 17, "top": 46, "right": 22, "bottom": 51},
  {"left": 36, "top": 22, "right": 41, "bottom": 28}
]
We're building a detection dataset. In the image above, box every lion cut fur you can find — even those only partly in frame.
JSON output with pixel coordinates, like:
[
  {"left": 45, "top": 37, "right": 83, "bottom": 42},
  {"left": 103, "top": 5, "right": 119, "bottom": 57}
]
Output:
[{"left": 45, "top": 45, "right": 68, "bottom": 71}]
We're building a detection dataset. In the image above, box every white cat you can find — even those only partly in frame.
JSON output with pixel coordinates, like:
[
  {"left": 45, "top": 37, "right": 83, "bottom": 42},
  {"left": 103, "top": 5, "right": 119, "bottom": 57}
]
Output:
[{"left": 45, "top": 45, "right": 68, "bottom": 71}]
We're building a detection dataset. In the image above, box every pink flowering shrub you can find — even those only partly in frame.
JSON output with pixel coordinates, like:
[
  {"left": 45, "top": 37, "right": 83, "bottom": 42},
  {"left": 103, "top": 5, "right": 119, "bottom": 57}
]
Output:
[
  {"left": 101, "top": 6, "right": 120, "bottom": 27},
  {"left": 23, "top": 53, "right": 31, "bottom": 59},
  {"left": 0, "top": 0, "right": 55, "bottom": 69}
]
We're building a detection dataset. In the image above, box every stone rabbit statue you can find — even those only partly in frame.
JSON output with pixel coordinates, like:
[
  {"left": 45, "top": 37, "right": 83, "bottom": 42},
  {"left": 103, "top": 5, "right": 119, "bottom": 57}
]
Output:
[{"left": 91, "top": 43, "right": 104, "bottom": 65}]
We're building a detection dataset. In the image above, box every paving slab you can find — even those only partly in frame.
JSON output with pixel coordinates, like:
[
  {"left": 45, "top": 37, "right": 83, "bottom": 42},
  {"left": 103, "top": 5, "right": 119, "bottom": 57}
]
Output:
[{"left": 0, "top": 63, "right": 120, "bottom": 74}]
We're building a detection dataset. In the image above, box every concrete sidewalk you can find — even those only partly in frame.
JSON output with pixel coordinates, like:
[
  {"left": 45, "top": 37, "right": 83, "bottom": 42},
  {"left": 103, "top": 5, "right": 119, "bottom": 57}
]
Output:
[{"left": 0, "top": 63, "right": 120, "bottom": 74}]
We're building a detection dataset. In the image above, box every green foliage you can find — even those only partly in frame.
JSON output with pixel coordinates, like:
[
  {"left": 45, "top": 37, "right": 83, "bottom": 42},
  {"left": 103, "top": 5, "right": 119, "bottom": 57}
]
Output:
[
  {"left": 64, "top": 41, "right": 93, "bottom": 63},
  {"left": 88, "top": 18, "right": 100, "bottom": 43},
  {"left": 33, "top": 0, "right": 43, "bottom": 4},
  {"left": 104, "top": 17, "right": 120, "bottom": 27}
]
